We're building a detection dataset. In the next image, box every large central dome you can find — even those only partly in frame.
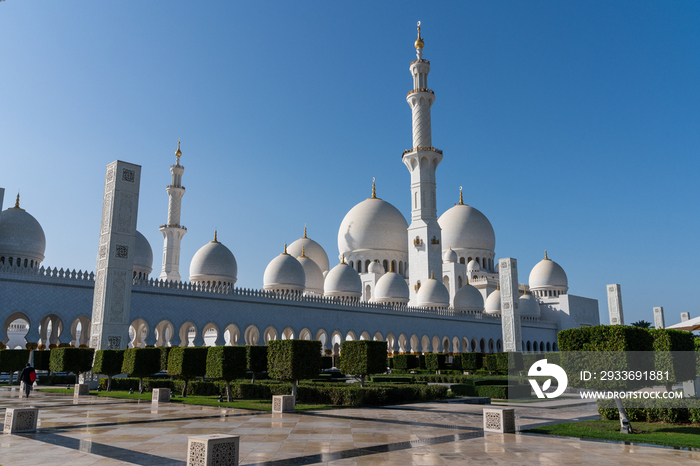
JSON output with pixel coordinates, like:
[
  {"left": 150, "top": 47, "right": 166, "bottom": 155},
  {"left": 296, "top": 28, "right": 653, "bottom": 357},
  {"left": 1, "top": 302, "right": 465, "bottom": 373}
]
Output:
[
  {"left": 438, "top": 203, "right": 495, "bottom": 252},
  {"left": 338, "top": 197, "right": 408, "bottom": 257}
]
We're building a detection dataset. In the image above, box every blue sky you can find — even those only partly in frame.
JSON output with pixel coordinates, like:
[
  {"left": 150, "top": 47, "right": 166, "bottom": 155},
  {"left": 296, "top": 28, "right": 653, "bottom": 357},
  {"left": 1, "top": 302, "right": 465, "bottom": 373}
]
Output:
[{"left": 1, "top": 1, "right": 698, "bottom": 327}]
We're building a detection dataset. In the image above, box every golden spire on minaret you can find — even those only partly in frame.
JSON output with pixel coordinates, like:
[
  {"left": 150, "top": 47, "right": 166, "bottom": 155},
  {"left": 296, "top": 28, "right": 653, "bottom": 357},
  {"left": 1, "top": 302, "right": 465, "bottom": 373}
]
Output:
[
  {"left": 175, "top": 139, "right": 182, "bottom": 165},
  {"left": 459, "top": 186, "right": 464, "bottom": 205},
  {"left": 9, "top": 193, "right": 24, "bottom": 211},
  {"left": 415, "top": 21, "right": 424, "bottom": 49},
  {"left": 371, "top": 177, "right": 377, "bottom": 199}
]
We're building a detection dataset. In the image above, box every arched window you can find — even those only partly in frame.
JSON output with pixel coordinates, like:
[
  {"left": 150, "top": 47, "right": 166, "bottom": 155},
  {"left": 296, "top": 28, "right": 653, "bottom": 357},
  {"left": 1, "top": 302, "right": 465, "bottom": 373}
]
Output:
[
  {"left": 357, "top": 261, "right": 362, "bottom": 273},
  {"left": 365, "top": 260, "right": 371, "bottom": 272},
  {"left": 391, "top": 260, "right": 397, "bottom": 273},
  {"left": 383, "top": 260, "right": 389, "bottom": 271},
  {"left": 546, "top": 342, "right": 551, "bottom": 352},
  {"left": 459, "top": 257, "right": 465, "bottom": 264},
  {"left": 540, "top": 342, "right": 545, "bottom": 352},
  {"left": 468, "top": 257, "right": 473, "bottom": 263},
  {"left": 0, "top": 257, "right": 4, "bottom": 264},
  {"left": 526, "top": 341, "right": 531, "bottom": 352},
  {"left": 457, "top": 276, "right": 463, "bottom": 289},
  {"left": 399, "top": 261, "right": 403, "bottom": 275},
  {"left": 349, "top": 260, "right": 354, "bottom": 270}
]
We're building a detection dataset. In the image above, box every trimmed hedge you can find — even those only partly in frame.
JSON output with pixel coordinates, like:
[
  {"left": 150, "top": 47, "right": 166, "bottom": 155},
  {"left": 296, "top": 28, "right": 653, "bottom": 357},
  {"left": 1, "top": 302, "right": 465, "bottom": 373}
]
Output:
[
  {"left": 321, "top": 356, "right": 333, "bottom": 370},
  {"left": 49, "top": 347, "right": 94, "bottom": 384},
  {"left": 159, "top": 347, "right": 172, "bottom": 372},
  {"left": 267, "top": 340, "right": 321, "bottom": 383},
  {"left": 340, "top": 340, "right": 387, "bottom": 387},
  {"left": 246, "top": 345, "right": 268, "bottom": 382},
  {"left": 167, "top": 346, "right": 208, "bottom": 396},
  {"left": 122, "top": 348, "right": 160, "bottom": 393},
  {"left": 37, "top": 374, "right": 76, "bottom": 385},
  {"left": 93, "top": 349, "right": 125, "bottom": 391},
  {"left": 32, "top": 350, "right": 51, "bottom": 371},
  {"left": 206, "top": 346, "right": 247, "bottom": 401},
  {"left": 649, "top": 329, "right": 695, "bottom": 385},
  {"left": 0, "top": 349, "right": 31, "bottom": 379},
  {"left": 598, "top": 398, "right": 700, "bottom": 424},
  {"left": 558, "top": 325, "right": 653, "bottom": 352},
  {"left": 461, "top": 352, "right": 483, "bottom": 371},
  {"left": 392, "top": 354, "right": 417, "bottom": 371},
  {"left": 425, "top": 353, "right": 446, "bottom": 373}
]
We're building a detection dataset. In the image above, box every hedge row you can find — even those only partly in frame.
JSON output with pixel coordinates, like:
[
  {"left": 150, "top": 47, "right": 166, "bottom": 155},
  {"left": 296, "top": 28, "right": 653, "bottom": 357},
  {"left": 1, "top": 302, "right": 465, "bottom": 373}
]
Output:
[
  {"left": 450, "top": 383, "right": 530, "bottom": 399},
  {"left": 598, "top": 399, "right": 700, "bottom": 424},
  {"left": 0, "top": 349, "right": 31, "bottom": 373}
]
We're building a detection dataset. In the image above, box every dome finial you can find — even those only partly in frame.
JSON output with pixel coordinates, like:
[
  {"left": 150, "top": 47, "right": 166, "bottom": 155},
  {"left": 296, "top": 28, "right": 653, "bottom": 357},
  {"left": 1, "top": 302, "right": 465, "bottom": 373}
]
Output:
[
  {"left": 430, "top": 270, "right": 434, "bottom": 279},
  {"left": 459, "top": 186, "right": 464, "bottom": 205},
  {"left": 371, "top": 177, "right": 377, "bottom": 199},
  {"left": 523, "top": 286, "right": 528, "bottom": 295},
  {"left": 303, "top": 223, "right": 307, "bottom": 238},
  {"left": 283, "top": 243, "right": 288, "bottom": 255},
  {"left": 301, "top": 246, "right": 306, "bottom": 257},
  {"left": 211, "top": 229, "right": 219, "bottom": 243},
  {"left": 544, "top": 249, "right": 550, "bottom": 261},
  {"left": 390, "top": 261, "right": 395, "bottom": 273},
  {"left": 415, "top": 21, "right": 424, "bottom": 49},
  {"left": 496, "top": 282, "right": 500, "bottom": 291},
  {"left": 175, "top": 138, "right": 182, "bottom": 163},
  {"left": 9, "top": 193, "right": 24, "bottom": 211},
  {"left": 341, "top": 253, "right": 346, "bottom": 264}
]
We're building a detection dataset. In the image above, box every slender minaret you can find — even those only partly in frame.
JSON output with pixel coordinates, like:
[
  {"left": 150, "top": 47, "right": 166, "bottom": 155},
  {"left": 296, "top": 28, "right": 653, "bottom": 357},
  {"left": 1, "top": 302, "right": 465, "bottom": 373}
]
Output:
[
  {"left": 403, "top": 22, "right": 443, "bottom": 302},
  {"left": 158, "top": 141, "right": 187, "bottom": 281}
]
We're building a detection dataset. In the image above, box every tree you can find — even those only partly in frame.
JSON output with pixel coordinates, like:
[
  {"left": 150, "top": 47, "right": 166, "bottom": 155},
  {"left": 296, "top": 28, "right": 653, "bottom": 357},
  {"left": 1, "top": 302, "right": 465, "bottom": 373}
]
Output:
[
  {"left": 631, "top": 320, "right": 652, "bottom": 329},
  {"left": 167, "top": 346, "right": 207, "bottom": 397},
  {"left": 339, "top": 340, "right": 386, "bottom": 387},
  {"left": 121, "top": 348, "right": 160, "bottom": 394},
  {"left": 649, "top": 328, "right": 695, "bottom": 393},
  {"left": 206, "top": 346, "right": 247, "bottom": 402},
  {"left": 93, "top": 349, "right": 125, "bottom": 392},
  {"left": 425, "top": 353, "right": 446, "bottom": 374},
  {"left": 246, "top": 345, "right": 267, "bottom": 383},
  {"left": 267, "top": 340, "right": 321, "bottom": 398},
  {"left": 49, "top": 347, "right": 95, "bottom": 385},
  {"left": 32, "top": 350, "right": 51, "bottom": 373},
  {"left": 0, "top": 349, "right": 31, "bottom": 384}
]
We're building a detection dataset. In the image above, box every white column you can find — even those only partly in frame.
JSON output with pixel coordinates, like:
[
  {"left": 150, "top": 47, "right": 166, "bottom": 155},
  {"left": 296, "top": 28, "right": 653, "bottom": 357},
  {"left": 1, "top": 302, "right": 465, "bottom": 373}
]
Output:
[
  {"left": 607, "top": 284, "right": 624, "bottom": 325},
  {"left": 653, "top": 307, "right": 665, "bottom": 329},
  {"left": 681, "top": 312, "right": 691, "bottom": 322},
  {"left": 499, "top": 258, "right": 522, "bottom": 352},
  {"left": 90, "top": 161, "right": 141, "bottom": 350}
]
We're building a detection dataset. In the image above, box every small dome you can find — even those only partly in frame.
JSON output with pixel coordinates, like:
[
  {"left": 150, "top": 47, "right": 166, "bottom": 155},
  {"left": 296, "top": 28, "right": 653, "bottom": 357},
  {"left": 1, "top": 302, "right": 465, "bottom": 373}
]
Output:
[
  {"left": 297, "top": 253, "right": 324, "bottom": 295},
  {"left": 438, "top": 202, "right": 495, "bottom": 253},
  {"left": 263, "top": 246, "right": 305, "bottom": 293},
  {"left": 0, "top": 197, "right": 46, "bottom": 266},
  {"left": 133, "top": 230, "right": 153, "bottom": 277},
  {"left": 529, "top": 251, "right": 568, "bottom": 291},
  {"left": 189, "top": 235, "right": 238, "bottom": 286},
  {"left": 467, "top": 259, "right": 481, "bottom": 273},
  {"left": 453, "top": 282, "right": 484, "bottom": 312},
  {"left": 519, "top": 290, "right": 541, "bottom": 318},
  {"left": 367, "top": 260, "right": 385, "bottom": 275},
  {"left": 287, "top": 227, "right": 329, "bottom": 272},
  {"left": 372, "top": 270, "right": 409, "bottom": 304},
  {"left": 338, "top": 196, "right": 408, "bottom": 258},
  {"left": 415, "top": 274, "right": 450, "bottom": 309},
  {"left": 324, "top": 260, "right": 362, "bottom": 299},
  {"left": 443, "top": 248, "right": 458, "bottom": 263},
  {"left": 484, "top": 289, "right": 501, "bottom": 315}
]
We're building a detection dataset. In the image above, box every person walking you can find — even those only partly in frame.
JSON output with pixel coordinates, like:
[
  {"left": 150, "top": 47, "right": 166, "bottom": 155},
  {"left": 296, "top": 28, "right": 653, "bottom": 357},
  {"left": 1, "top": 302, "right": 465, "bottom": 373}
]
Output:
[{"left": 19, "top": 363, "right": 36, "bottom": 398}]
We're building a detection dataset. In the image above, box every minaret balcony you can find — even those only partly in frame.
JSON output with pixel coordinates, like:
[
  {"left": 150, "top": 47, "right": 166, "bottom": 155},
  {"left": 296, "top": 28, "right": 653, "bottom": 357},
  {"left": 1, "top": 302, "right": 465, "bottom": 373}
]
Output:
[
  {"left": 402, "top": 146, "right": 443, "bottom": 157},
  {"left": 160, "top": 224, "right": 187, "bottom": 230},
  {"left": 410, "top": 59, "right": 430, "bottom": 65},
  {"left": 407, "top": 88, "right": 434, "bottom": 97},
  {"left": 166, "top": 185, "right": 185, "bottom": 190}
]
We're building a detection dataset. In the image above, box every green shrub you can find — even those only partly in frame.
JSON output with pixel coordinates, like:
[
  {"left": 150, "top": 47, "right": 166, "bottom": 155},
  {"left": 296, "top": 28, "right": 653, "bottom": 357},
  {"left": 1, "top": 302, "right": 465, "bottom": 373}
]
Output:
[
  {"left": 392, "top": 354, "right": 416, "bottom": 371},
  {"left": 37, "top": 374, "right": 75, "bottom": 385},
  {"left": 32, "top": 350, "right": 51, "bottom": 372},
  {"left": 461, "top": 352, "right": 483, "bottom": 371},
  {"left": 321, "top": 356, "right": 333, "bottom": 370},
  {"left": 473, "top": 384, "right": 530, "bottom": 399},
  {"left": 122, "top": 348, "right": 160, "bottom": 393},
  {"left": 268, "top": 340, "right": 321, "bottom": 396},
  {"left": 508, "top": 352, "right": 524, "bottom": 372},
  {"left": 0, "top": 349, "right": 31, "bottom": 383},
  {"left": 167, "top": 346, "right": 208, "bottom": 397},
  {"left": 159, "top": 347, "right": 172, "bottom": 372},
  {"left": 425, "top": 353, "right": 446, "bottom": 373},
  {"left": 92, "top": 349, "right": 125, "bottom": 391},
  {"left": 206, "top": 346, "right": 247, "bottom": 401},
  {"left": 246, "top": 345, "right": 268, "bottom": 382},
  {"left": 483, "top": 354, "right": 498, "bottom": 372},
  {"left": 339, "top": 341, "right": 387, "bottom": 387},
  {"left": 49, "top": 347, "right": 94, "bottom": 384},
  {"left": 450, "top": 384, "right": 476, "bottom": 396},
  {"left": 649, "top": 329, "right": 696, "bottom": 389}
]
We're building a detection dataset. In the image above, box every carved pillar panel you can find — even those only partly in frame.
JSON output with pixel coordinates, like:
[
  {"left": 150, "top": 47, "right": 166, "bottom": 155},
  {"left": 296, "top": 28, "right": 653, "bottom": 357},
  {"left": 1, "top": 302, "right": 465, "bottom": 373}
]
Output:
[
  {"left": 607, "top": 284, "right": 624, "bottom": 325},
  {"left": 653, "top": 306, "right": 665, "bottom": 329},
  {"left": 499, "top": 258, "right": 522, "bottom": 352},
  {"left": 90, "top": 161, "right": 141, "bottom": 350}
]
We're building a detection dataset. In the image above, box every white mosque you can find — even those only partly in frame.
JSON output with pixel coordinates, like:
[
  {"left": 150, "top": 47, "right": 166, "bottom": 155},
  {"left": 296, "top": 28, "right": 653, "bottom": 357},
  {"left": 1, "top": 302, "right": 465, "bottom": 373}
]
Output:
[{"left": 0, "top": 26, "right": 599, "bottom": 355}]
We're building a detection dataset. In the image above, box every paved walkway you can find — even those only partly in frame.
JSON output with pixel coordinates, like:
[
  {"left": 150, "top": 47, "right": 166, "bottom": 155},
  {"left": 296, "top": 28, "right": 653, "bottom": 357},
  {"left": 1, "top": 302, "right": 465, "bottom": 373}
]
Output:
[{"left": 1, "top": 389, "right": 699, "bottom": 465}]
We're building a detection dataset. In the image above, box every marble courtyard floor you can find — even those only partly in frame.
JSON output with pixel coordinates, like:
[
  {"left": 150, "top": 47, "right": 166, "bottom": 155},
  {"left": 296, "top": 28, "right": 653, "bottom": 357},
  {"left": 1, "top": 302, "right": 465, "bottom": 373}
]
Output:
[{"left": 1, "top": 390, "right": 700, "bottom": 465}]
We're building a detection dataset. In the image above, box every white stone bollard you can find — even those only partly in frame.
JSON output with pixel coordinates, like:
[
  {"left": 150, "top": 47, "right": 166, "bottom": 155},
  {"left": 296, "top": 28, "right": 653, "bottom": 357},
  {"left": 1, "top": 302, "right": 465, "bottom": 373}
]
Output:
[
  {"left": 74, "top": 384, "right": 90, "bottom": 397},
  {"left": 187, "top": 434, "right": 239, "bottom": 466},
  {"left": 272, "top": 395, "right": 295, "bottom": 413},
  {"left": 152, "top": 388, "right": 171, "bottom": 403},
  {"left": 483, "top": 407, "right": 516, "bottom": 433},
  {"left": 4, "top": 408, "right": 39, "bottom": 434}
]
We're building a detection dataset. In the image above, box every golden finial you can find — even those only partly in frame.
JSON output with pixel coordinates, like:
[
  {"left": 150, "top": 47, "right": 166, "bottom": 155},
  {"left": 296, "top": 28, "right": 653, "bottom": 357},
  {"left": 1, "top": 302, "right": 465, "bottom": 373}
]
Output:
[
  {"left": 390, "top": 262, "right": 395, "bottom": 273},
  {"left": 301, "top": 246, "right": 306, "bottom": 257},
  {"left": 9, "top": 193, "right": 24, "bottom": 211},
  {"left": 175, "top": 139, "right": 182, "bottom": 158},
  {"left": 430, "top": 270, "right": 434, "bottom": 279},
  {"left": 303, "top": 223, "right": 307, "bottom": 239},
  {"left": 210, "top": 230, "right": 219, "bottom": 243},
  {"left": 496, "top": 282, "right": 500, "bottom": 291},
  {"left": 523, "top": 286, "right": 528, "bottom": 295},
  {"left": 283, "top": 243, "right": 288, "bottom": 255},
  {"left": 415, "top": 21, "right": 424, "bottom": 49},
  {"left": 544, "top": 249, "right": 550, "bottom": 261},
  {"left": 341, "top": 253, "right": 346, "bottom": 264},
  {"left": 459, "top": 186, "right": 464, "bottom": 205},
  {"left": 371, "top": 177, "right": 377, "bottom": 199}
]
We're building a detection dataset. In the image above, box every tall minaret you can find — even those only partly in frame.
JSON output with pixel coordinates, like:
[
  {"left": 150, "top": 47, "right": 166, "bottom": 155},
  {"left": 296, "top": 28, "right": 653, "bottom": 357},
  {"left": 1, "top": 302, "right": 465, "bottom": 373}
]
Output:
[
  {"left": 403, "top": 22, "right": 443, "bottom": 303},
  {"left": 158, "top": 141, "right": 187, "bottom": 281}
]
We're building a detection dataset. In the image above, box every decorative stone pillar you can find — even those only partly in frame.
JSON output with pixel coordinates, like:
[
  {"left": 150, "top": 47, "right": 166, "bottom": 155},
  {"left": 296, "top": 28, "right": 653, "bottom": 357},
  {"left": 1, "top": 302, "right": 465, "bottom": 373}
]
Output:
[
  {"left": 187, "top": 434, "right": 239, "bottom": 466},
  {"left": 607, "top": 284, "right": 624, "bottom": 325},
  {"left": 272, "top": 395, "right": 295, "bottom": 413},
  {"left": 653, "top": 307, "right": 665, "bottom": 329},
  {"left": 4, "top": 408, "right": 39, "bottom": 434},
  {"left": 483, "top": 407, "right": 516, "bottom": 433},
  {"left": 681, "top": 312, "right": 691, "bottom": 322},
  {"left": 498, "top": 258, "right": 522, "bottom": 352},
  {"left": 152, "top": 388, "right": 170, "bottom": 403},
  {"left": 74, "top": 384, "right": 89, "bottom": 397},
  {"left": 89, "top": 161, "right": 141, "bottom": 350}
]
